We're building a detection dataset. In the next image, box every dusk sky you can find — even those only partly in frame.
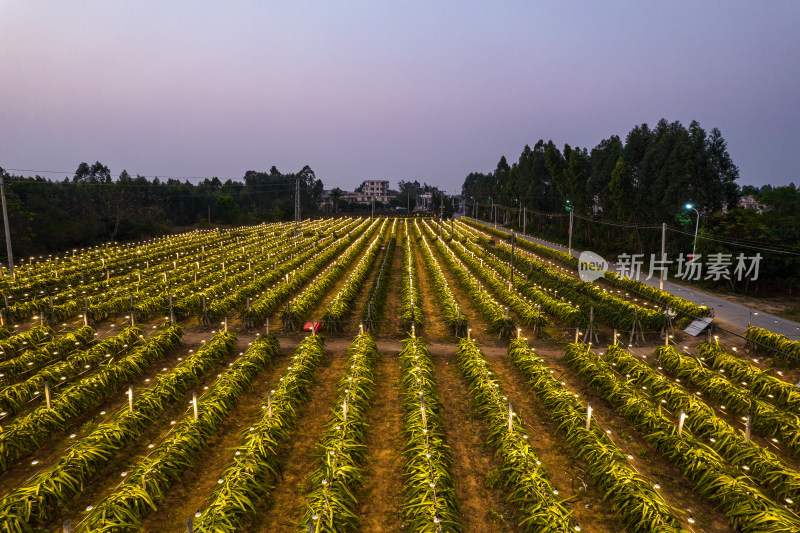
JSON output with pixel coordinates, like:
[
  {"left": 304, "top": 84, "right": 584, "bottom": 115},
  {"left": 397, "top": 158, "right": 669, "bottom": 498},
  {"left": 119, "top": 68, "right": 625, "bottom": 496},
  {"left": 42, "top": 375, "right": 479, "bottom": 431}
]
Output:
[{"left": 2, "top": 1, "right": 799, "bottom": 194}]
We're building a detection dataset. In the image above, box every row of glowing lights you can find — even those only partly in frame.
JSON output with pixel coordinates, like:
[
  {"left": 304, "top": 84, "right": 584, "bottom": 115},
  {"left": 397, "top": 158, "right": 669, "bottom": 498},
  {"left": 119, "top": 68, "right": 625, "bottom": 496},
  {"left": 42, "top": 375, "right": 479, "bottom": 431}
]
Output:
[
  {"left": 7, "top": 221, "right": 341, "bottom": 318},
  {"left": 467, "top": 219, "right": 699, "bottom": 313},
  {"left": 323, "top": 219, "right": 387, "bottom": 312},
  {"left": 464, "top": 340, "right": 582, "bottom": 531},
  {"left": 442, "top": 227, "right": 527, "bottom": 313},
  {"left": 364, "top": 220, "right": 398, "bottom": 314},
  {"left": 307, "top": 336, "right": 370, "bottom": 525},
  {"left": 287, "top": 219, "right": 376, "bottom": 311},
  {"left": 200, "top": 334, "right": 325, "bottom": 521},
  {"left": 406, "top": 337, "right": 455, "bottom": 529},
  {"left": 580, "top": 339, "right": 795, "bottom": 510},
  {"left": 460, "top": 221, "right": 662, "bottom": 313},
  {"left": 82, "top": 335, "right": 263, "bottom": 513},
  {"left": 416, "top": 223, "right": 460, "bottom": 311},
  {"left": 7, "top": 224, "right": 308, "bottom": 288},
  {"left": 20, "top": 233, "right": 782, "bottom": 526},
  {"left": 426, "top": 221, "right": 506, "bottom": 315},
  {"left": 2, "top": 222, "right": 305, "bottom": 297},
  {"left": 5, "top": 236, "right": 286, "bottom": 310},
  {"left": 3, "top": 221, "right": 289, "bottom": 273}
]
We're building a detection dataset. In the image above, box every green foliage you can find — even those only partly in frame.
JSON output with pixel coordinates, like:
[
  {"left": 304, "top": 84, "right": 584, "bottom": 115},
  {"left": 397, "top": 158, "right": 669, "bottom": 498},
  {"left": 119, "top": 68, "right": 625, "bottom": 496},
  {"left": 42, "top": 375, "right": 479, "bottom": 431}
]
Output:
[
  {"left": 608, "top": 344, "right": 800, "bottom": 512},
  {"left": 508, "top": 339, "right": 683, "bottom": 532},
  {"left": 746, "top": 326, "right": 800, "bottom": 360},
  {"left": 361, "top": 220, "right": 397, "bottom": 332},
  {"left": 297, "top": 333, "right": 379, "bottom": 532},
  {"left": 80, "top": 334, "right": 278, "bottom": 531},
  {"left": 462, "top": 121, "right": 743, "bottom": 266},
  {"left": 323, "top": 220, "right": 388, "bottom": 331},
  {"left": 243, "top": 219, "right": 370, "bottom": 326},
  {"left": 704, "top": 184, "right": 800, "bottom": 292},
  {"left": 0, "top": 326, "right": 141, "bottom": 417},
  {"left": 0, "top": 164, "right": 327, "bottom": 256},
  {"left": 0, "top": 325, "right": 95, "bottom": 384},
  {"left": 459, "top": 221, "right": 669, "bottom": 330},
  {"left": 423, "top": 222, "right": 514, "bottom": 336},
  {"left": 456, "top": 339, "right": 578, "bottom": 532},
  {"left": 0, "top": 326, "right": 54, "bottom": 363},
  {"left": 655, "top": 344, "right": 800, "bottom": 453},
  {"left": 699, "top": 342, "right": 800, "bottom": 412},
  {"left": 0, "top": 221, "right": 297, "bottom": 328},
  {"left": 399, "top": 335, "right": 463, "bottom": 532},
  {"left": 422, "top": 220, "right": 536, "bottom": 336},
  {"left": 0, "top": 326, "right": 183, "bottom": 477},
  {"left": 283, "top": 220, "right": 381, "bottom": 330},
  {"left": 0, "top": 326, "right": 197, "bottom": 529},
  {"left": 191, "top": 221, "right": 339, "bottom": 326},
  {"left": 414, "top": 221, "right": 468, "bottom": 336},
  {"left": 194, "top": 335, "right": 326, "bottom": 532},
  {"left": 564, "top": 343, "right": 800, "bottom": 531},
  {"left": 399, "top": 220, "right": 424, "bottom": 332},
  {"left": 464, "top": 218, "right": 710, "bottom": 321}
]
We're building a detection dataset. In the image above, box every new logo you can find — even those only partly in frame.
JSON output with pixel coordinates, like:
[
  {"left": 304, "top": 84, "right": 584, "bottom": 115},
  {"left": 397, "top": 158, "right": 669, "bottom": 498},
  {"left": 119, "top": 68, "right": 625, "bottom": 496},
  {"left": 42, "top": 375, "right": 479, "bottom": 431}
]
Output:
[{"left": 578, "top": 251, "right": 607, "bottom": 283}]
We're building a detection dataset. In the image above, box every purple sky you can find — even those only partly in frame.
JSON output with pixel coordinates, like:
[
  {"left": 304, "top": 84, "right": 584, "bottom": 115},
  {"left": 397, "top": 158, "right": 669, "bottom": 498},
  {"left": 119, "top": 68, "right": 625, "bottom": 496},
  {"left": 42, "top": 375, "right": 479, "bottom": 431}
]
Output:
[{"left": 2, "top": 1, "right": 799, "bottom": 193}]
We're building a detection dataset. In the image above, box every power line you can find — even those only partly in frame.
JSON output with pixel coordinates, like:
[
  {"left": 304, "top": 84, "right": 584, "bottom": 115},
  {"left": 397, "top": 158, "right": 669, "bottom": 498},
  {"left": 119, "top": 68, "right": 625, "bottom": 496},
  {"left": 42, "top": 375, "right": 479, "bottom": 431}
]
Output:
[{"left": 489, "top": 202, "right": 800, "bottom": 257}]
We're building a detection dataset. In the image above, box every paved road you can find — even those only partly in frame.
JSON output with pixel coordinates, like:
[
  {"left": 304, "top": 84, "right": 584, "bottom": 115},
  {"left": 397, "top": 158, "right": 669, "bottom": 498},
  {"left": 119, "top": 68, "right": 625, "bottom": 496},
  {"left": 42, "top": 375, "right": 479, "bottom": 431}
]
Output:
[{"left": 461, "top": 217, "right": 800, "bottom": 340}]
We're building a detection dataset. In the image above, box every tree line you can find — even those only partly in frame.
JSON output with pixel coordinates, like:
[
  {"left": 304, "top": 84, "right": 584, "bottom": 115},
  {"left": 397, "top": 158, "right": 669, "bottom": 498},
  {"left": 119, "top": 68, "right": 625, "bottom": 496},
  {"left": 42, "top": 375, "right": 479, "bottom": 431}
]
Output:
[
  {"left": 462, "top": 119, "right": 799, "bottom": 296},
  {"left": 0, "top": 164, "right": 324, "bottom": 258}
]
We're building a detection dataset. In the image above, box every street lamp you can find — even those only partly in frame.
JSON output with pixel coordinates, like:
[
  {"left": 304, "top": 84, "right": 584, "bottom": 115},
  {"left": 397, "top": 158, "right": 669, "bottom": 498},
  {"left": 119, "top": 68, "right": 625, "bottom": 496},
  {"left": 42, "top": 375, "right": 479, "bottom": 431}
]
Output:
[
  {"left": 685, "top": 203, "right": 700, "bottom": 261},
  {"left": 565, "top": 200, "right": 574, "bottom": 257}
]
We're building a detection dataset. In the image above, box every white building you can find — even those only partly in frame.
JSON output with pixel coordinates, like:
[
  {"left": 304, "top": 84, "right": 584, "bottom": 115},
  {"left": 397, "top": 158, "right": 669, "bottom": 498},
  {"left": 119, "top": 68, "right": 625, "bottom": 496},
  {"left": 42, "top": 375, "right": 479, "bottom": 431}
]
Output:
[
  {"left": 356, "top": 180, "right": 392, "bottom": 203},
  {"left": 738, "top": 194, "right": 763, "bottom": 212}
]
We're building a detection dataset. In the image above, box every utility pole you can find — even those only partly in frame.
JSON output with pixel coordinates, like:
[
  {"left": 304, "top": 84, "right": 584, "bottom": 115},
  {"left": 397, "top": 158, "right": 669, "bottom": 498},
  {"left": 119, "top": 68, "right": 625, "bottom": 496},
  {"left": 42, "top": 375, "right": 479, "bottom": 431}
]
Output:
[
  {"left": 294, "top": 176, "right": 301, "bottom": 235},
  {"left": 371, "top": 196, "right": 375, "bottom": 219},
  {"left": 565, "top": 200, "right": 574, "bottom": 257},
  {"left": 685, "top": 204, "right": 700, "bottom": 283},
  {"left": 568, "top": 209, "right": 574, "bottom": 257},
  {"left": 439, "top": 204, "right": 444, "bottom": 238},
  {"left": 660, "top": 222, "right": 666, "bottom": 291},
  {"left": 0, "top": 174, "right": 14, "bottom": 280},
  {"left": 522, "top": 206, "right": 526, "bottom": 235},
  {"left": 510, "top": 232, "right": 515, "bottom": 287}
]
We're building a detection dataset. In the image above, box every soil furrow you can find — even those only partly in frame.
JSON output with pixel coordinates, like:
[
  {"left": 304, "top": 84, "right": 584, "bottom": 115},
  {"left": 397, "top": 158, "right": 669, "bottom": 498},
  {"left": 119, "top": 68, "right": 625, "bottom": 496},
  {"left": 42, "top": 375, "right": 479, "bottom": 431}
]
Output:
[{"left": 250, "top": 344, "right": 350, "bottom": 532}]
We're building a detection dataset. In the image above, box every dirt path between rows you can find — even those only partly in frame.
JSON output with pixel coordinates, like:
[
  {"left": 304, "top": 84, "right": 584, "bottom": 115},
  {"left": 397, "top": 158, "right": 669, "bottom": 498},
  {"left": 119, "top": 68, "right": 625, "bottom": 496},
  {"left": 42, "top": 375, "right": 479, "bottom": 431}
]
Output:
[
  {"left": 428, "top": 342, "right": 520, "bottom": 532},
  {"left": 250, "top": 344, "right": 350, "bottom": 532},
  {"left": 354, "top": 342, "right": 405, "bottom": 531}
]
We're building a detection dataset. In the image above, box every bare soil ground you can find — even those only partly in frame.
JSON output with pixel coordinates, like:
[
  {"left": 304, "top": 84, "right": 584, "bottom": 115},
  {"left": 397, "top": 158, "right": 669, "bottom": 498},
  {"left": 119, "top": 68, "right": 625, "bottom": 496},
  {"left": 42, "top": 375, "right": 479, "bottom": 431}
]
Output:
[{"left": 354, "top": 343, "right": 405, "bottom": 532}]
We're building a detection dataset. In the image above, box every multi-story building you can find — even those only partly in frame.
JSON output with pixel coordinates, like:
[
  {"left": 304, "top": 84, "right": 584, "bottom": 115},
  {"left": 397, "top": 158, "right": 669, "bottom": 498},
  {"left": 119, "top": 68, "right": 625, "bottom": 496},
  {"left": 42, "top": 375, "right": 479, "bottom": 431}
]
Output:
[{"left": 355, "top": 180, "right": 393, "bottom": 203}]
